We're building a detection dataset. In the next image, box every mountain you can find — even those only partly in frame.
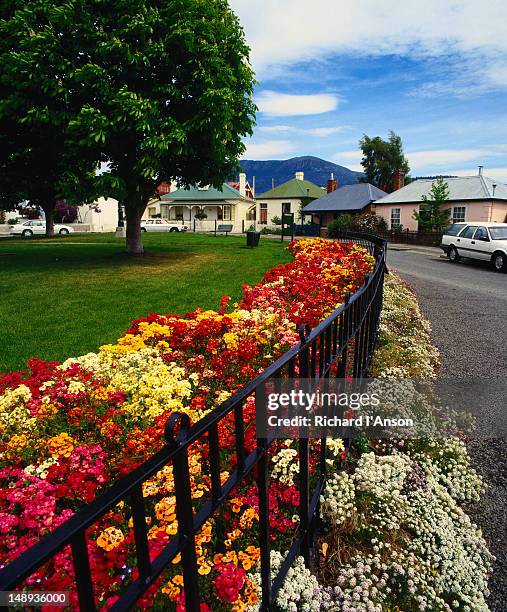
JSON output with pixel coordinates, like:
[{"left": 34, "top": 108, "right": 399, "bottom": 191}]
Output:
[{"left": 239, "top": 156, "right": 361, "bottom": 195}]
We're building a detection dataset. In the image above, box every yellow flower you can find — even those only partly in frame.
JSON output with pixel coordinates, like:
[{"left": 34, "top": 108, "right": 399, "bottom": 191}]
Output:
[
  {"left": 96, "top": 527, "right": 125, "bottom": 551},
  {"left": 92, "top": 386, "right": 109, "bottom": 402},
  {"left": 161, "top": 580, "right": 180, "bottom": 598},
  {"left": 230, "top": 498, "right": 243, "bottom": 513},
  {"left": 37, "top": 402, "right": 58, "bottom": 418},
  {"left": 197, "top": 557, "right": 212, "bottom": 575},
  {"left": 239, "top": 508, "right": 258, "bottom": 530},
  {"left": 223, "top": 332, "right": 239, "bottom": 350},
  {"left": 7, "top": 434, "right": 28, "bottom": 452},
  {"left": 46, "top": 433, "right": 75, "bottom": 458}
]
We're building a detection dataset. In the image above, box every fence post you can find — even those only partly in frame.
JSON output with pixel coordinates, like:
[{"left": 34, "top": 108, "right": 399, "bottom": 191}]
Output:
[
  {"left": 255, "top": 385, "right": 271, "bottom": 610},
  {"left": 165, "top": 414, "right": 200, "bottom": 612},
  {"left": 298, "top": 331, "right": 311, "bottom": 565}
]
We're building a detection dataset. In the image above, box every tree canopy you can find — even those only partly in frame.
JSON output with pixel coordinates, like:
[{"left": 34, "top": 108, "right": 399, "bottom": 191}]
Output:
[
  {"left": 359, "top": 131, "right": 410, "bottom": 193},
  {"left": 70, "top": 0, "right": 257, "bottom": 253},
  {"left": 0, "top": 1, "right": 101, "bottom": 235},
  {"left": 0, "top": 0, "right": 256, "bottom": 251}
]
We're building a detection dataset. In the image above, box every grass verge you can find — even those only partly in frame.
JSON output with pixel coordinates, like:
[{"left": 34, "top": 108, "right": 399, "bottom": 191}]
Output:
[{"left": 0, "top": 232, "right": 291, "bottom": 372}]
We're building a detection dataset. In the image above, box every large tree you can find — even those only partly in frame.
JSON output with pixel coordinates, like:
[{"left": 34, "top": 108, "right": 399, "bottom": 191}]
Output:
[
  {"left": 0, "top": 2, "right": 101, "bottom": 236},
  {"left": 413, "top": 176, "right": 451, "bottom": 231},
  {"left": 69, "top": 0, "right": 256, "bottom": 253},
  {"left": 359, "top": 131, "right": 410, "bottom": 193}
]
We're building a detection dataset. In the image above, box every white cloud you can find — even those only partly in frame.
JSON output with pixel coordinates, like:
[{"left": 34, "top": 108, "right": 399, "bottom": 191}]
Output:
[
  {"left": 407, "top": 146, "right": 507, "bottom": 171},
  {"left": 258, "top": 124, "right": 349, "bottom": 137},
  {"left": 256, "top": 91, "right": 340, "bottom": 117},
  {"left": 332, "top": 150, "right": 362, "bottom": 170},
  {"left": 332, "top": 146, "right": 507, "bottom": 177},
  {"left": 258, "top": 125, "right": 295, "bottom": 133},
  {"left": 305, "top": 126, "right": 348, "bottom": 137},
  {"left": 243, "top": 139, "right": 297, "bottom": 159},
  {"left": 230, "top": 0, "right": 507, "bottom": 92}
]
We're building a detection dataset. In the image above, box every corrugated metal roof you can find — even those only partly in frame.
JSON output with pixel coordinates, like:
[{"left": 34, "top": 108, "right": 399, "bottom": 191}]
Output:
[
  {"left": 374, "top": 176, "right": 507, "bottom": 204},
  {"left": 257, "top": 178, "right": 325, "bottom": 199},
  {"left": 160, "top": 183, "right": 253, "bottom": 202},
  {"left": 302, "top": 183, "right": 388, "bottom": 213}
]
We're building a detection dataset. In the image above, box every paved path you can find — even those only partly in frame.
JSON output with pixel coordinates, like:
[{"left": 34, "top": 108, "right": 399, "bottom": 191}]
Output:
[{"left": 387, "top": 245, "right": 507, "bottom": 611}]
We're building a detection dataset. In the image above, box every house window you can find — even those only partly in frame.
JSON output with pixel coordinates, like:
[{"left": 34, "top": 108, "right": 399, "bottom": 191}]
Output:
[
  {"left": 259, "top": 203, "right": 268, "bottom": 225},
  {"left": 282, "top": 202, "right": 291, "bottom": 214},
  {"left": 390, "top": 208, "right": 401, "bottom": 228},
  {"left": 452, "top": 206, "right": 466, "bottom": 223},
  {"left": 223, "top": 205, "right": 232, "bottom": 221}
]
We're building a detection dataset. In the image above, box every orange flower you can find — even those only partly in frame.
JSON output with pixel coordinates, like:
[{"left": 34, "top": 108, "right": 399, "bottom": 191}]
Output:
[
  {"left": 96, "top": 527, "right": 125, "bottom": 551},
  {"left": 230, "top": 497, "right": 243, "bottom": 513},
  {"left": 37, "top": 403, "right": 58, "bottom": 418},
  {"left": 46, "top": 433, "right": 75, "bottom": 458}
]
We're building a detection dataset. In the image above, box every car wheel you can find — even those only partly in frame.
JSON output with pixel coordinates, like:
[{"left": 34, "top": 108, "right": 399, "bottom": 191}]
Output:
[
  {"left": 169, "top": 227, "right": 178, "bottom": 232},
  {"left": 492, "top": 251, "right": 507, "bottom": 272},
  {"left": 22, "top": 229, "right": 33, "bottom": 237},
  {"left": 141, "top": 227, "right": 147, "bottom": 232},
  {"left": 448, "top": 246, "right": 460, "bottom": 263},
  {"left": 59, "top": 228, "right": 69, "bottom": 235}
]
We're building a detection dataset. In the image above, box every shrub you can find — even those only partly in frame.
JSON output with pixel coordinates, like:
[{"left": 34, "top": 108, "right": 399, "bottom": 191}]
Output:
[
  {"left": 353, "top": 212, "right": 388, "bottom": 233},
  {"left": 327, "top": 214, "right": 354, "bottom": 237}
]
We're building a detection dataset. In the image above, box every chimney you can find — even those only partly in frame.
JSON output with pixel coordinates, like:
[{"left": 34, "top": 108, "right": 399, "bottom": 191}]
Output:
[
  {"left": 295, "top": 171, "right": 304, "bottom": 181},
  {"left": 327, "top": 172, "right": 338, "bottom": 193},
  {"left": 478, "top": 165, "right": 483, "bottom": 176},
  {"left": 392, "top": 169, "right": 405, "bottom": 192},
  {"left": 239, "top": 172, "right": 246, "bottom": 197}
]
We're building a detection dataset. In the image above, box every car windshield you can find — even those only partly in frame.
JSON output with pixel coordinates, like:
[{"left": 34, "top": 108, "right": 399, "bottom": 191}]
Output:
[
  {"left": 489, "top": 227, "right": 507, "bottom": 240},
  {"left": 444, "top": 223, "right": 466, "bottom": 236}
]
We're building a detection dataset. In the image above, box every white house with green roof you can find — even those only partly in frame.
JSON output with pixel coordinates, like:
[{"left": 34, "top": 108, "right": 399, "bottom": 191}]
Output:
[
  {"left": 146, "top": 174, "right": 256, "bottom": 233},
  {"left": 255, "top": 172, "right": 325, "bottom": 227}
]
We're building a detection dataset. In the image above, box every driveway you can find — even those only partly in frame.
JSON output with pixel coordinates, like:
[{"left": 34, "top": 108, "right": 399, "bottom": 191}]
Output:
[{"left": 387, "top": 245, "right": 507, "bottom": 610}]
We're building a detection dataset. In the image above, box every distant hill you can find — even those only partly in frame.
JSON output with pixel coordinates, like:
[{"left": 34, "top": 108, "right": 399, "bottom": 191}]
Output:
[{"left": 239, "top": 156, "right": 361, "bottom": 194}]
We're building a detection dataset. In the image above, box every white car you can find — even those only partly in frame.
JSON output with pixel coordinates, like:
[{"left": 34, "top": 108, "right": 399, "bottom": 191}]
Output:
[
  {"left": 141, "top": 219, "right": 188, "bottom": 232},
  {"left": 10, "top": 220, "right": 74, "bottom": 237},
  {"left": 441, "top": 222, "right": 507, "bottom": 272}
]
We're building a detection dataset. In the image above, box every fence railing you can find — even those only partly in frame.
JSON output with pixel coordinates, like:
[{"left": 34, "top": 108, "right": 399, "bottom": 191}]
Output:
[{"left": 0, "top": 232, "right": 387, "bottom": 612}]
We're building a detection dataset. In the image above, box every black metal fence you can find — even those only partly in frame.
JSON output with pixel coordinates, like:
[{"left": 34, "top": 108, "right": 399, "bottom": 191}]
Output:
[{"left": 0, "top": 232, "right": 387, "bottom": 611}]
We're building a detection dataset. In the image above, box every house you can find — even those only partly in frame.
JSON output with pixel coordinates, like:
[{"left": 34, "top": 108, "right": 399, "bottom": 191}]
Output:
[
  {"left": 374, "top": 170, "right": 507, "bottom": 230},
  {"left": 255, "top": 172, "right": 324, "bottom": 227},
  {"left": 157, "top": 173, "right": 255, "bottom": 232},
  {"left": 302, "top": 175, "right": 387, "bottom": 226},
  {"left": 76, "top": 197, "right": 119, "bottom": 232}
]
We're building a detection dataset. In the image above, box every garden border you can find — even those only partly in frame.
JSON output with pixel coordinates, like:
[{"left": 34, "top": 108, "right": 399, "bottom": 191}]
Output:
[{"left": 0, "top": 232, "right": 387, "bottom": 612}]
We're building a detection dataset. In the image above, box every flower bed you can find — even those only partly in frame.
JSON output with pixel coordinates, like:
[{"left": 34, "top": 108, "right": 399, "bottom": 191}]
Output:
[
  {"left": 0, "top": 249, "right": 491, "bottom": 611},
  {"left": 314, "top": 274, "right": 493, "bottom": 612},
  {"left": 0, "top": 238, "right": 374, "bottom": 610}
]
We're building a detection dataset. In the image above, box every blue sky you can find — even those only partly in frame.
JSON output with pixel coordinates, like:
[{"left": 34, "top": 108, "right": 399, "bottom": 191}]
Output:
[{"left": 230, "top": 0, "right": 507, "bottom": 182}]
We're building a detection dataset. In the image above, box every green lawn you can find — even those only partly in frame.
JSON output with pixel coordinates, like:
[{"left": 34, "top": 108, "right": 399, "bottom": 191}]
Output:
[{"left": 0, "top": 232, "right": 291, "bottom": 373}]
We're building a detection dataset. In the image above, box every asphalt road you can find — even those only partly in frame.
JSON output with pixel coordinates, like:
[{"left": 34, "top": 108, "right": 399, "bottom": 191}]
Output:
[{"left": 387, "top": 245, "right": 507, "bottom": 611}]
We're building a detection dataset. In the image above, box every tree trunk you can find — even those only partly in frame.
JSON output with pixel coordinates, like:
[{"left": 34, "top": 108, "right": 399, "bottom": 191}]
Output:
[
  {"left": 125, "top": 205, "right": 145, "bottom": 254},
  {"left": 42, "top": 201, "right": 55, "bottom": 237}
]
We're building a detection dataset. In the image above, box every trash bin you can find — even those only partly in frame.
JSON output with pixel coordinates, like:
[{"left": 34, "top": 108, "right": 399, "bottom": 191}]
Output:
[{"left": 246, "top": 231, "right": 261, "bottom": 247}]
